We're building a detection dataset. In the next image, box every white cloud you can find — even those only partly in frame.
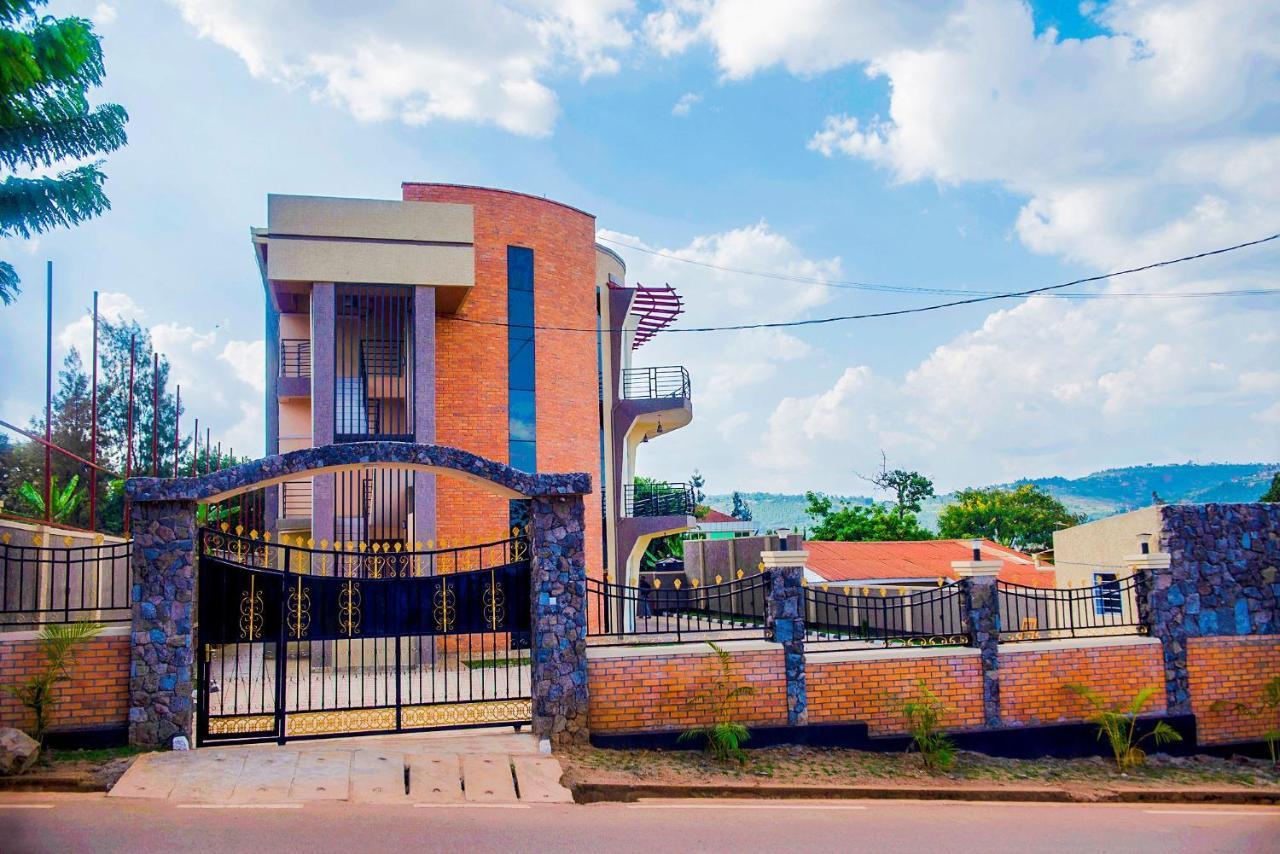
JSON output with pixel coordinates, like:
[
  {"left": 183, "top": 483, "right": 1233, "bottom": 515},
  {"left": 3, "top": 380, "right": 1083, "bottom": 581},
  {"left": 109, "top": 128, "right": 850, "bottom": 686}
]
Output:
[
  {"left": 166, "top": 0, "right": 636, "bottom": 136},
  {"left": 57, "top": 292, "right": 146, "bottom": 357},
  {"left": 93, "top": 3, "right": 117, "bottom": 25},
  {"left": 671, "top": 92, "right": 701, "bottom": 116},
  {"left": 218, "top": 339, "right": 265, "bottom": 393}
]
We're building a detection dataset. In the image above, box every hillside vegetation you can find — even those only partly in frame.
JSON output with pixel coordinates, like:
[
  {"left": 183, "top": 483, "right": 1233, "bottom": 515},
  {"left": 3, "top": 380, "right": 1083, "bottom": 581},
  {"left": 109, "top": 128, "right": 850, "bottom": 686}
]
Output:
[{"left": 708, "top": 462, "right": 1278, "bottom": 534}]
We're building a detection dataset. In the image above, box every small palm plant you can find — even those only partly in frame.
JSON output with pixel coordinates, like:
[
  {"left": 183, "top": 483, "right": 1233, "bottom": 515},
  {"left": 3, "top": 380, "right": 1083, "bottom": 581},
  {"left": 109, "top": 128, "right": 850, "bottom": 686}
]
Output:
[
  {"left": 16, "top": 475, "right": 84, "bottom": 523},
  {"left": 903, "top": 680, "right": 957, "bottom": 772},
  {"left": 1066, "top": 683, "right": 1182, "bottom": 771},
  {"left": 678, "top": 641, "right": 755, "bottom": 763},
  {"left": 1211, "top": 675, "right": 1280, "bottom": 765},
  {"left": 4, "top": 622, "right": 104, "bottom": 744}
]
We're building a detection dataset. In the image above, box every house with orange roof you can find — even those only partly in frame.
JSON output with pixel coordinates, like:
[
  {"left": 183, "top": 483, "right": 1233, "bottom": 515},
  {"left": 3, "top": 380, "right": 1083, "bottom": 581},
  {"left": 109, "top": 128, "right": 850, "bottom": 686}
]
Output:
[{"left": 802, "top": 538, "right": 1057, "bottom": 589}]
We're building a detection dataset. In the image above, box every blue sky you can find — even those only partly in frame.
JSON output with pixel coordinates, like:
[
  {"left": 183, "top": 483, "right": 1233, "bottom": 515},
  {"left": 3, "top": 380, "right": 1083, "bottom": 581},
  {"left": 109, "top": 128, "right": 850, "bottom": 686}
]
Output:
[{"left": 1, "top": 0, "right": 1276, "bottom": 497}]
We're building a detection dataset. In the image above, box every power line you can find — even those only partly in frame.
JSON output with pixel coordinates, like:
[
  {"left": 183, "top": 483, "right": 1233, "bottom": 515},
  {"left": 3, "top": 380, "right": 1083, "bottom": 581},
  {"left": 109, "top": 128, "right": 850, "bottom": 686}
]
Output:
[
  {"left": 444, "top": 231, "right": 1279, "bottom": 336},
  {"left": 596, "top": 234, "right": 1280, "bottom": 299}
]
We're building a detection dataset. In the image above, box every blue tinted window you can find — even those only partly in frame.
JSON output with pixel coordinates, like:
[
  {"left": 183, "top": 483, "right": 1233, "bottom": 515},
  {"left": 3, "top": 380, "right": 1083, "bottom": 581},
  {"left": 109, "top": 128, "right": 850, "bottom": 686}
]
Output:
[
  {"left": 510, "top": 390, "right": 536, "bottom": 441},
  {"left": 508, "top": 246, "right": 535, "bottom": 477},
  {"left": 510, "top": 440, "right": 536, "bottom": 472}
]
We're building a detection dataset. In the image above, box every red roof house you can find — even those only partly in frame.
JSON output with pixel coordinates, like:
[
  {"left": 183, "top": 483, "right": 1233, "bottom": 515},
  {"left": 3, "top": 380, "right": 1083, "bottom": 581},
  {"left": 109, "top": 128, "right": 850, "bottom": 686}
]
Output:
[{"left": 803, "top": 539, "right": 1056, "bottom": 588}]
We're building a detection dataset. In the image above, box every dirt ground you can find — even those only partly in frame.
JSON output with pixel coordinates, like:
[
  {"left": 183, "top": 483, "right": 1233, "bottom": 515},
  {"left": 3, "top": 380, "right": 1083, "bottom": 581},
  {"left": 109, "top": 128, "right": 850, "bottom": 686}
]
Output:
[
  {"left": 561, "top": 743, "right": 1280, "bottom": 795},
  {"left": 20, "top": 746, "right": 153, "bottom": 790}
]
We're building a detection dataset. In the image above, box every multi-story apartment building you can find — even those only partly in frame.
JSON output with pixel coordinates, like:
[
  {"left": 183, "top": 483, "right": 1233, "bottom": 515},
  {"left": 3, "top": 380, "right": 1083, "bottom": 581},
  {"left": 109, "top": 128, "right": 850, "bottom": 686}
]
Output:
[{"left": 252, "top": 184, "right": 693, "bottom": 586}]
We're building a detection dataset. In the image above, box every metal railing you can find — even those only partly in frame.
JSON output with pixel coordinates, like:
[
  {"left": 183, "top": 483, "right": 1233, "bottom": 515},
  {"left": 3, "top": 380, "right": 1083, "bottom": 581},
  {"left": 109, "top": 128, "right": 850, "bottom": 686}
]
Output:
[
  {"left": 621, "top": 366, "right": 690, "bottom": 400},
  {"left": 587, "top": 572, "right": 769, "bottom": 645},
  {"left": 280, "top": 338, "right": 311, "bottom": 378},
  {"left": 0, "top": 538, "right": 131, "bottom": 627},
  {"left": 805, "top": 582, "right": 969, "bottom": 646},
  {"left": 199, "top": 526, "right": 529, "bottom": 579},
  {"left": 280, "top": 480, "right": 312, "bottom": 519},
  {"left": 623, "top": 482, "right": 695, "bottom": 517},
  {"left": 998, "top": 576, "right": 1144, "bottom": 642}
]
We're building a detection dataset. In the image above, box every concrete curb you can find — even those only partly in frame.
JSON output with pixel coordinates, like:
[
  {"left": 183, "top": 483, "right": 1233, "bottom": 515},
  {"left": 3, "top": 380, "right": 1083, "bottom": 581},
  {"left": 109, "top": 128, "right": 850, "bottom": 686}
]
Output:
[{"left": 571, "top": 781, "right": 1280, "bottom": 806}]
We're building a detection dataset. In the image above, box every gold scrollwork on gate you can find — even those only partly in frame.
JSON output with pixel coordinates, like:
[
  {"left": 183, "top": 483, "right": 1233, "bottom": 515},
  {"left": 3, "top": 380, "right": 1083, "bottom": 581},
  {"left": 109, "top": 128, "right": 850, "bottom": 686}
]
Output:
[
  {"left": 338, "top": 579, "right": 361, "bottom": 636},
  {"left": 483, "top": 571, "right": 506, "bottom": 630},
  {"left": 287, "top": 576, "right": 311, "bottom": 639},
  {"left": 239, "top": 576, "right": 264, "bottom": 640},
  {"left": 433, "top": 578, "right": 456, "bottom": 632}
]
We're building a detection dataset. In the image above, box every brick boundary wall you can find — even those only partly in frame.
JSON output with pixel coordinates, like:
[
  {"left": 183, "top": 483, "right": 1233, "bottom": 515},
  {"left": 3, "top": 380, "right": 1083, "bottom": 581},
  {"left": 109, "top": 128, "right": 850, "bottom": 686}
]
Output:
[
  {"left": 0, "top": 627, "right": 130, "bottom": 733},
  {"left": 806, "top": 648, "right": 984, "bottom": 734},
  {"left": 998, "top": 637, "right": 1166, "bottom": 727},
  {"left": 588, "top": 645, "right": 788, "bottom": 733},
  {"left": 1187, "top": 635, "right": 1280, "bottom": 744}
]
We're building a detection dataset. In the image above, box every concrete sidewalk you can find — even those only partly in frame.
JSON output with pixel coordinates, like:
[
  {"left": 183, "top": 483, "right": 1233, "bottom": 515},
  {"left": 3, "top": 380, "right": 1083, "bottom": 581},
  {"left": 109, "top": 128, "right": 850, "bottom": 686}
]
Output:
[{"left": 107, "top": 729, "right": 572, "bottom": 805}]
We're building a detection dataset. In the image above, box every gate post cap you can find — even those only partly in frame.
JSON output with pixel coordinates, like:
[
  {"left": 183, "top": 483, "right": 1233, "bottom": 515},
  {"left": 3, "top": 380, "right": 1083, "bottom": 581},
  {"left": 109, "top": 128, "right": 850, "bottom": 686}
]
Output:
[
  {"left": 1123, "top": 552, "right": 1171, "bottom": 570},
  {"left": 761, "top": 550, "right": 808, "bottom": 569},
  {"left": 951, "top": 559, "right": 1003, "bottom": 578}
]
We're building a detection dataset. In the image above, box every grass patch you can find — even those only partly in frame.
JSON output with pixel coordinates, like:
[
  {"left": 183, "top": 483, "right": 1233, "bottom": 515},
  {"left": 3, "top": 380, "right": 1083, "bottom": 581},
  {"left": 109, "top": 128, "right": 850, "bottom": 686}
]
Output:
[{"left": 45, "top": 744, "right": 153, "bottom": 765}]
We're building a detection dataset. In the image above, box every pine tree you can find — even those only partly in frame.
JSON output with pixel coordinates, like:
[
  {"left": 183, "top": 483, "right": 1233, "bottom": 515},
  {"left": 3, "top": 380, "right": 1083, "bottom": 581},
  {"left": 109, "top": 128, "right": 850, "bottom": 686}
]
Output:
[{"left": 0, "top": 1, "right": 128, "bottom": 304}]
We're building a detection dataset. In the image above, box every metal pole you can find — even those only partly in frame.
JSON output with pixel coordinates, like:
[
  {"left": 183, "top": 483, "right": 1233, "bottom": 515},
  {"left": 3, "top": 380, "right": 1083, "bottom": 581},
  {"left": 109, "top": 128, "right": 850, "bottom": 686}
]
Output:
[
  {"left": 191, "top": 418, "right": 198, "bottom": 476},
  {"left": 44, "top": 261, "right": 52, "bottom": 523},
  {"left": 89, "top": 290, "right": 99, "bottom": 529},
  {"left": 124, "top": 335, "right": 136, "bottom": 534},
  {"left": 151, "top": 352, "right": 159, "bottom": 477},
  {"left": 205, "top": 427, "right": 210, "bottom": 474},
  {"left": 173, "top": 385, "right": 180, "bottom": 478}
]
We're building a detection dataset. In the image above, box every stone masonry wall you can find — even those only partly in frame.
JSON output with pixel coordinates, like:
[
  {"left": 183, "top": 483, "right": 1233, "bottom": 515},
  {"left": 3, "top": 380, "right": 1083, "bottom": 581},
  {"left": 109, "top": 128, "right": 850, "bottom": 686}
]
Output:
[
  {"left": 530, "top": 495, "right": 589, "bottom": 745},
  {"left": 1151, "top": 503, "right": 1279, "bottom": 712},
  {"left": 999, "top": 639, "right": 1167, "bottom": 727},
  {"left": 1187, "top": 635, "right": 1280, "bottom": 744},
  {"left": 588, "top": 647, "right": 788, "bottom": 733},
  {"left": 0, "top": 630, "right": 129, "bottom": 733},
  {"left": 805, "top": 650, "right": 984, "bottom": 734}
]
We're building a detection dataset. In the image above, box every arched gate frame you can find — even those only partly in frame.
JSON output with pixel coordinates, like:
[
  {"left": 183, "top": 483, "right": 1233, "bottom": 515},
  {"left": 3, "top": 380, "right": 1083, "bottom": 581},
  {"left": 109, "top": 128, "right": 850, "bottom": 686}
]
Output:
[{"left": 124, "top": 442, "right": 590, "bottom": 748}]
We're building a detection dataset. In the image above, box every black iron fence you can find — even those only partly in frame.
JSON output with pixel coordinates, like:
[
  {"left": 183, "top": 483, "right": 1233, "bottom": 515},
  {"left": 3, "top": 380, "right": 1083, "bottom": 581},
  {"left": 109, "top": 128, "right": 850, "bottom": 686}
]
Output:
[
  {"left": 280, "top": 338, "right": 311, "bottom": 378},
  {"left": 587, "top": 572, "right": 769, "bottom": 645},
  {"left": 623, "top": 482, "right": 696, "bottom": 517},
  {"left": 0, "top": 536, "right": 131, "bottom": 627},
  {"left": 198, "top": 526, "right": 528, "bottom": 579},
  {"left": 621, "top": 366, "right": 691, "bottom": 400},
  {"left": 998, "top": 576, "right": 1144, "bottom": 642},
  {"left": 805, "top": 582, "right": 969, "bottom": 647}
]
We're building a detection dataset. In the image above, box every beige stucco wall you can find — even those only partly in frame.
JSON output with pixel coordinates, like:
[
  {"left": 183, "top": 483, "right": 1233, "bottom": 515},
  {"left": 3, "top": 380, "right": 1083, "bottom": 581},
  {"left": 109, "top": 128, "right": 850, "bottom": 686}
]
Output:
[
  {"left": 269, "top": 194, "right": 473, "bottom": 242},
  {"left": 1052, "top": 505, "right": 1162, "bottom": 586},
  {"left": 279, "top": 312, "right": 309, "bottom": 339}
]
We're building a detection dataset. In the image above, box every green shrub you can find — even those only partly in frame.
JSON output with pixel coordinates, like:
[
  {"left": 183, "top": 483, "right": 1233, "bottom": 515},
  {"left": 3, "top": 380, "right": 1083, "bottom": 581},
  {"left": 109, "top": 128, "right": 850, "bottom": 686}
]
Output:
[
  {"left": 903, "top": 680, "right": 957, "bottom": 772},
  {"left": 4, "top": 622, "right": 104, "bottom": 743},
  {"left": 1066, "top": 683, "right": 1182, "bottom": 771},
  {"left": 1211, "top": 675, "right": 1280, "bottom": 765},
  {"left": 678, "top": 641, "right": 754, "bottom": 763}
]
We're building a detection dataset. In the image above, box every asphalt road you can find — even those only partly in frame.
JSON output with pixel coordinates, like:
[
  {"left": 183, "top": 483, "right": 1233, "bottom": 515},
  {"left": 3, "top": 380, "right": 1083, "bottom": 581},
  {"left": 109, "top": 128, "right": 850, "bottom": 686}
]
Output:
[{"left": 2, "top": 794, "right": 1277, "bottom": 853}]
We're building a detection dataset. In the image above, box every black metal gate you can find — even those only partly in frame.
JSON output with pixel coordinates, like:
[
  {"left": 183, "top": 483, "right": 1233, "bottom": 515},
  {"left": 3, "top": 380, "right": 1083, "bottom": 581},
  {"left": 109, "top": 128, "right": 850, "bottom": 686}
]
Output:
[{"left": 195, "top": 527, "right": 532, "bottom": 745}]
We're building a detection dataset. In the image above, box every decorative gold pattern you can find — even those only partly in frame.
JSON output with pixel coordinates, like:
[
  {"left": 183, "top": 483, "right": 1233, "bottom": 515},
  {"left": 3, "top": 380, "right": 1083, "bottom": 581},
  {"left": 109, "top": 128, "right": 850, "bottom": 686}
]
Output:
[
  {"left": 338, "top": 580, "right": 361, "bottom": 636},
  {"left": 483, "top": 573, "right": 506, "bottom": 630},
  {"left": 401, "top": 699, "right": 532, "bottom": 729},
  {"left": 286, "top": 708, "right": 396, "bottom": 737},
  {"left": 206, "top": 714, "right": 275, "bottom": 735},
  {"left": 239, "top": 576, "right": 264, "bottom": 640},
  {"left": 287, "top": 576, "right": 311, "bottom": 639},
  {"left": 885, "top": 635, "right": 970, "bottom": 648},
  {"left": 434, "top": 578, "right": 456, "bottom": 632}
]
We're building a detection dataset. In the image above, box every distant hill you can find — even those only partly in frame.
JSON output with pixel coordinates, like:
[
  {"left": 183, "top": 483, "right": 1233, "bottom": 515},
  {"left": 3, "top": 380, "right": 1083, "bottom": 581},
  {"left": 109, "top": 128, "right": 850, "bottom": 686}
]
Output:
[{"left": 708, "top": 462, "right": 1278, "bottom": 534}]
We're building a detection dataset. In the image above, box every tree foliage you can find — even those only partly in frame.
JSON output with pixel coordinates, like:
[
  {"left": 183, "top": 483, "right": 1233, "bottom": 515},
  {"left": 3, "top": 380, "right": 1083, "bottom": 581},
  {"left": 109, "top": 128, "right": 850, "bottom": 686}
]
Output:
[
  {"left": 3, "top": 620, "right": 104, "bottom": 743},
  {"left": 936, "top": 484, "right": 1084, "bottom": 553},
  {"left": 0, "top": 1, "right": 128, "bottom": 304},
  {"left": 689, "top": 469, "right": 705, "bottom": 504},
  {"left": 1262, "top": 472, "right": 1280, "bottom": 503},
  {"left": 730, "top": 491, "right": 752, "bottom": 521},
  {"left": 859, "top": 452, "right": 935, "bottom": 523},
  {"left": 804, "top": 491, "right": 933, "bottom": 542}
]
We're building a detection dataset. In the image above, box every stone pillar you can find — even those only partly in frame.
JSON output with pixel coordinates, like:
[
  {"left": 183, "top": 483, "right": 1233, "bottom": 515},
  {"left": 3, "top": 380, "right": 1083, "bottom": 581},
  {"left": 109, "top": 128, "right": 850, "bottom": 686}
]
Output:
[
  {"left": 954, "top": 557, "right": 1003, "bottom": 728},
  {"left": 1128, "top": 549, "right": 1186, "bottom": 712},
  {"left": 763, "top": 550, "right": 808, "bottom": 726},
  {"left": 311, "top": 282, "right": 335, "bottom": 546},
  {"left": 529, "top": 494, "right": 588, "bottom": 747},
  {"left": 412, "top": 286, "right": 437, "bottom": 545},
  {"left": 128, "top": 499, "right": 197, "bottom": 746}
]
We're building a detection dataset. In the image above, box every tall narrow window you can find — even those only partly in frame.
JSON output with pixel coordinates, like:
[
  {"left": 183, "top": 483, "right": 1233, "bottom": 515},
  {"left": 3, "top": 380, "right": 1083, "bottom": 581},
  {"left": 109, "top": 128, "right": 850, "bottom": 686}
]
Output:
[{"left": 508, "top": 247, "right": 535, "bottom": 472}]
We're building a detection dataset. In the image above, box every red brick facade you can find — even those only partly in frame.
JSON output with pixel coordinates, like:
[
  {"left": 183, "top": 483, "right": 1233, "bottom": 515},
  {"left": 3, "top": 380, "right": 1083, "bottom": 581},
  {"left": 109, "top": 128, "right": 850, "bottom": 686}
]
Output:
[
  {"left": 0, "top": 630, "right": 129, "bottom": 733},
  {"left": 999, "top": 639, "right": 1167, "bottom": 727},
  {"left": 807, "top": 650, "right": 985, "bottom": 733},
  {"left": 402, "top": 184, "right": 602, "bottom": 577},
  {"left": 1187, "top": 635, "right": 1280, "bottom": 744},
  {"left": 588, "top": 647, "right": 788, "bottom": 733}
]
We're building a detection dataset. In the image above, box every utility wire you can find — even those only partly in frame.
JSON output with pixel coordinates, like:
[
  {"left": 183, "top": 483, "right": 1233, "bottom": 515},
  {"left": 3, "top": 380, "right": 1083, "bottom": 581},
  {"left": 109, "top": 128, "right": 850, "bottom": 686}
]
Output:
[
  {"left": 596, "top": 234, "right": 1280, "bottom": 299},
  {"left": 444, "top": 231, "right": 1279, "bottom": 336}
]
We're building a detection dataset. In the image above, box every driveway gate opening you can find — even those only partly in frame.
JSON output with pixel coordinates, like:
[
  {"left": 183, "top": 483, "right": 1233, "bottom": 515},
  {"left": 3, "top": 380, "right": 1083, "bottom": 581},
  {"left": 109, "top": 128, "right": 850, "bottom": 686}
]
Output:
[{"left": 196, "top": 526, "right": 532, "bottom": 745}]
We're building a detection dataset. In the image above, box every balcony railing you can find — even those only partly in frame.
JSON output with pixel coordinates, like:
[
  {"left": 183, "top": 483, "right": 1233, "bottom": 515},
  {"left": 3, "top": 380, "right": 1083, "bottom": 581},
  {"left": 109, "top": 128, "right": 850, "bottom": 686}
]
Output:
[
  {"left": 621, "top": 366, "right": 690, "bottom": 400},
  {"left": 280, "top": 339, "right": 311, "bottom": 378},
  {"left": 623, "top": 482, "right": 695, "bottom": 517}
]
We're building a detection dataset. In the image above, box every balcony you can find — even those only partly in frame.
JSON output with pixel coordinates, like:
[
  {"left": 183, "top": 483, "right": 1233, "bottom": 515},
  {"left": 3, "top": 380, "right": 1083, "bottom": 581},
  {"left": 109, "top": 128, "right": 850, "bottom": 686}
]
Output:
[
  {"left": 621, "top": 366, "right": 690, "bottom": 400},
  {"left": 623, "top": 482, "right": 695, "bottom": 518},
  {"left": 278, "top": 338, "right": 311, "bottom": 399}
]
